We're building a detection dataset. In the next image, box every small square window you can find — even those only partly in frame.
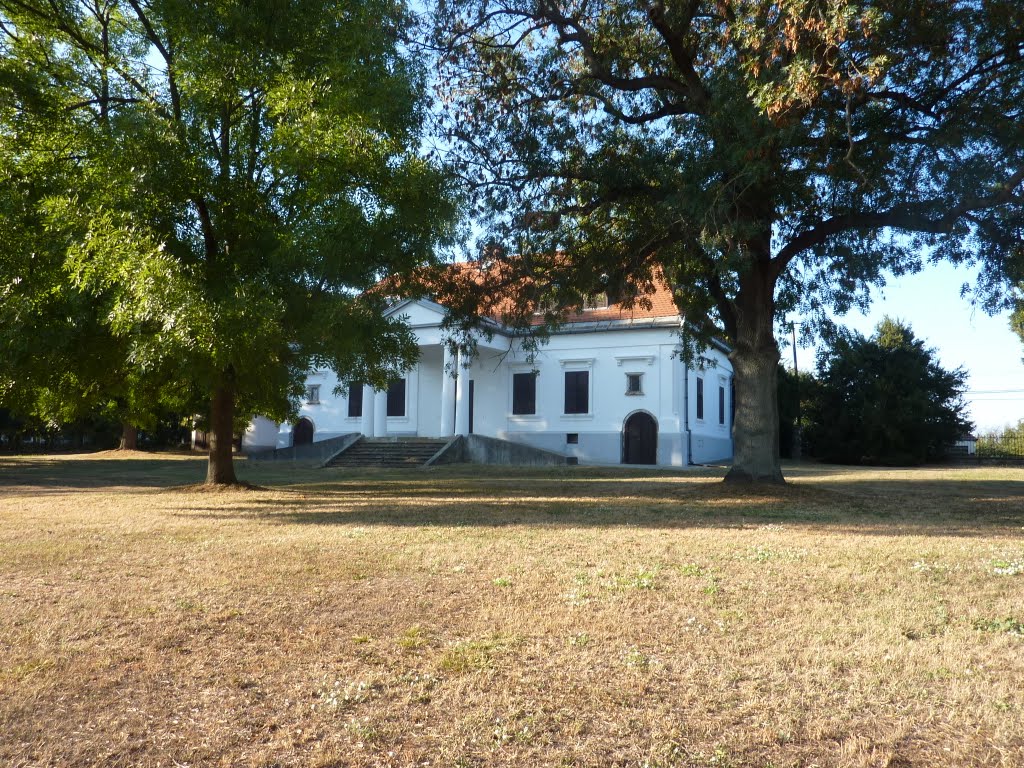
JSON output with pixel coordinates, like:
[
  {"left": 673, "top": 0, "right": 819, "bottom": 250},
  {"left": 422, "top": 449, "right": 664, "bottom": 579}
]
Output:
[
  {"left": 566, "top": 433, "right": 579, "bottom": 444},
  {"left": 305, "top": 384, "right": 320, "bottom": 404},
  {"left": 626, "top": 373, "right": 643, "bottom": 395}
]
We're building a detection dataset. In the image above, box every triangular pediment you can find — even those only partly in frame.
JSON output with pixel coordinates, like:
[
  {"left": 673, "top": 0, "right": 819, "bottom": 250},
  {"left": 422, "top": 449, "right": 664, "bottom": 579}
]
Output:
[{"left": 384, "top": 297, "right": 449, "bottom": 327}]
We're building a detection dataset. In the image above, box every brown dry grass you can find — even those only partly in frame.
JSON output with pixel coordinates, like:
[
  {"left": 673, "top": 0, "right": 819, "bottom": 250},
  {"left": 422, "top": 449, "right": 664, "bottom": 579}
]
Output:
[{"left": 0, "top": 456, "right": 1022, "bottom": 768}]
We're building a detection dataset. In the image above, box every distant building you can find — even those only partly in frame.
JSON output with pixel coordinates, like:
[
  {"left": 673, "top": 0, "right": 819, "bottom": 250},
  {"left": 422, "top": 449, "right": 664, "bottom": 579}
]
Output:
[{"left": 951, "top": 434, "right": 978, "bottom": 456}]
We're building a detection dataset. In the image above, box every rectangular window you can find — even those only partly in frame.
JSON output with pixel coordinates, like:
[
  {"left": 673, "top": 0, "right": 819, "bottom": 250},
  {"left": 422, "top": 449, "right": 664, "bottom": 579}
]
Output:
[
  {"left": 386, "top": 379, "right": 406, "bottom": 417},
  {"left": 564, "top": 371, "right": 589, "bottom": 414},
  {"left": 718, "top": 384, "right": 726, "bottom": 425},
  {"left": 347, "top": 382, "right": 363, "bottom": 418},
  {"left": 626, "top": 373, "right": 643, "bottom": 395},
  {"left": 305, "top": 384, "right": 320, "bottom": 404},
  {"left": 512, "top": 372, "right": 536, "bottom": 415},
  {"left": 696, "top": 377, "right": 704, "bottom": 420},
  {"left": 566, "top": 433, "right": 579, "bottom": 444}
]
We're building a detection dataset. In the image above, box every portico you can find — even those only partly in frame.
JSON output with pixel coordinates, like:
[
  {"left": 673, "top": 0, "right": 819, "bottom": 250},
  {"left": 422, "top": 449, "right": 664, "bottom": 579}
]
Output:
[{"left": 356, "top": 343, "right": 475, "bottom": 439}]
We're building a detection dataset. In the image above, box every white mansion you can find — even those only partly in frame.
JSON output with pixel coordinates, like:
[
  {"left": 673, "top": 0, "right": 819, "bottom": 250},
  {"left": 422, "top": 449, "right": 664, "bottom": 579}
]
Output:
[{"left": 244, "top": 278, "right": 734, "bottom": 466}]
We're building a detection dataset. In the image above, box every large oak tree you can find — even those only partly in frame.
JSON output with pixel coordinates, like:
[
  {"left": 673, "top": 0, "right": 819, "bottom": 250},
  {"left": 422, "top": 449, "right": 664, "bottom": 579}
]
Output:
[
  {"left": 1, "top": 0, "right": 455, "bottom": 483},
  {"left": 433, "top": 0, "right": 1024, "bottom": 482}
]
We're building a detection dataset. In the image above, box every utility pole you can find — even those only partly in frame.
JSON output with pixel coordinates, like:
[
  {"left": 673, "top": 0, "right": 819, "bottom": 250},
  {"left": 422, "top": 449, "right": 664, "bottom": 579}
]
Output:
[{"left": 791, "top": 321, "right": 801, "bottom": 461}]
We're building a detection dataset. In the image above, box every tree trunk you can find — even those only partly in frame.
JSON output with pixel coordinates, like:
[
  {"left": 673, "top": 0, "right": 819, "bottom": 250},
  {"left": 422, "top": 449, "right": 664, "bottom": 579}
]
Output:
[
  {"left": 119, "top": 422, "right": 138, "bottom": 451},
  {"left": 724, "top": 264, "right": 785, "bottom": 484},
  {"left": 205, "top": 381, "right": 239, "bottom": 485}
]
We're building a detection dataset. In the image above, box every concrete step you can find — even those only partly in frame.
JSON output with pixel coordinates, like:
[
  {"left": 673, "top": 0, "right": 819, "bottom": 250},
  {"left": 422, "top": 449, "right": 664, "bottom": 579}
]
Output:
[{"left": 326, "top": 438, "right": 448, "bottom": 469}]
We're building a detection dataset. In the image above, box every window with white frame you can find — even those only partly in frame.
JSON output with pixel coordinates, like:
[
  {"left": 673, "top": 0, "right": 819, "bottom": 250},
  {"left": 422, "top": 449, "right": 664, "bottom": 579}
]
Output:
[
  {"left": 564, "top": 370, "right": 589, "bottom": 414},
  {"left": 512, "top": 371, "right": 537, "bottom": 415},
  {"left": 305, "top": 384, "right": 320, "bottom": 404},
  {"left": 695, "top": 376, "right": 704, "bottom": 421}
]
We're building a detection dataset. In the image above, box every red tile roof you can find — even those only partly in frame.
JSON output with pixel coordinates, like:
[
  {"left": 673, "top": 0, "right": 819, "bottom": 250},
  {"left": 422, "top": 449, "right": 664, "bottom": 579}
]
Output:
[{"left": 418, "top": 260, "right": 680, "bottom": 329}]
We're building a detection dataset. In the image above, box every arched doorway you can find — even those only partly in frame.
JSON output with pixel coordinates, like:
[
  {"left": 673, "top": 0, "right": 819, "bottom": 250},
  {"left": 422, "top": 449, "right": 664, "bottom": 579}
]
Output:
[
  {"left": 293, "top": 418, "right": 315, "bottom": 446},
  {"left": 623, "top": 412, "right": 657, "bottom": 465}
]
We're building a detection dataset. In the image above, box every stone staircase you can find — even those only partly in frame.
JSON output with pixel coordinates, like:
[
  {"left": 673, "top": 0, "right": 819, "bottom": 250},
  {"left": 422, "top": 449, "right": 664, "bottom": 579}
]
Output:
[{"left": 325, "top": 437, "right": 450, "bottom": 469}]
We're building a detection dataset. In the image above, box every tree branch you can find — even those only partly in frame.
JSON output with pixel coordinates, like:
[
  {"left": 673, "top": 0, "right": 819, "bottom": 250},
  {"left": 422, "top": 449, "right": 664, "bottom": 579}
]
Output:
[
  {"left": 66, "top": 96, "right": 142, "bottom": 111},
  {"left": 589, "top": 91, "right": 699, "bottom": 123},
  {"left": 773, "top": 166, "right": 1024, "bottom": 270},
  {"left": 644, "top": 0, "right": 709, "bottom": 110},
  {"left": 537, "top": 1, "right": 691, "bottom": 97}
]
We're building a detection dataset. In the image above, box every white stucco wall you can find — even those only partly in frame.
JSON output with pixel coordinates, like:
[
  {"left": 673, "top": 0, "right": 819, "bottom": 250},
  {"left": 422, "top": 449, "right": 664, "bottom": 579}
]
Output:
[
  {"left": 686, "top": 364, "right": 734, "bottom": 464},
  {"left": 484, "top": 326, "right": 732, "bottom": 466},
  {"left": 243, "top": 415, "right": 281, "bottom": 451}
]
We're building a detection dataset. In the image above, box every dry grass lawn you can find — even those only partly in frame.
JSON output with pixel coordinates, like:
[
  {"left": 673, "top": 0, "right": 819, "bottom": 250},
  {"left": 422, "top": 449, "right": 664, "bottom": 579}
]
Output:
[{"left": 0, "top": 454, "right": 1022, "bottom": 767}]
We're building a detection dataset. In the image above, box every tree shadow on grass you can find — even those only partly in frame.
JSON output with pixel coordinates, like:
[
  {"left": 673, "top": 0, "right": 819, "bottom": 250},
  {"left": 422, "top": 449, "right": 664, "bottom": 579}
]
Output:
[
  {"left": 171, "top": 474, "right": 1024, "bottom": 538},
  {"left": 0, "top": 456, "right": 709, "bottom": 496},
  {"left": 3, "top": 457, "right": 1022, "bottom": 536},
  {"left": 0, "top": 457, "right": 210, "bottom": 495}
]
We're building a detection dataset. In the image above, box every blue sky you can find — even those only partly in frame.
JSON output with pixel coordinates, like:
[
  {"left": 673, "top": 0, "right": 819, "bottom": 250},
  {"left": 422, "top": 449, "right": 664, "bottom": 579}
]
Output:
[{"left": 791, "top": 262, "right": 1024, "bottom": 433}]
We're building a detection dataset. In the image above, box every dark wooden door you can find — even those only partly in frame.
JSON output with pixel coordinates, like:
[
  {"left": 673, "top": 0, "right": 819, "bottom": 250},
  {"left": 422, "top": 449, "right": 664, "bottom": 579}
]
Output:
[
  {"left": 293, "top": 418, "right": 315, "bottom": 446},
  {"left": 623, "top": 412, "right": 657, "bottom": 465}
]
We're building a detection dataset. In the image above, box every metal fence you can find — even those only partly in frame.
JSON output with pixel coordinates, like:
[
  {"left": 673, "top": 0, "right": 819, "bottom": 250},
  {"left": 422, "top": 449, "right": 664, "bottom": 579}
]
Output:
[
  {"left": 976, "top": 432, "right": 1024, "bottom": 459},
  {"left": 951, "top": 432, "right": 1024, "bottom": 462}
]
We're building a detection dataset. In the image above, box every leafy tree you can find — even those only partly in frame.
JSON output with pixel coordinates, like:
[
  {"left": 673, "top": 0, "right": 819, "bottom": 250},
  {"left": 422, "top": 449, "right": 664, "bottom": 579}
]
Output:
[
  {"left": 0, "top": 77, "right": 138, "bottom": 446},
  {"left": 804, "top": 318, "right": 971, "bottom": 465},
  {"left": 0, "top": 168, "right": 187, "bottom": 450},
  {"left": 0, "top": 0, "right": 455, "bottom": 483},
  {"left": 1012, "top": 289, "right": 1024, "bottom": 357},
  {"left": 776, "top": 364, "right": 816, "bottom": 459},
  {"left": 433, "top": 0, "right": 1024, "bottom": 482}
]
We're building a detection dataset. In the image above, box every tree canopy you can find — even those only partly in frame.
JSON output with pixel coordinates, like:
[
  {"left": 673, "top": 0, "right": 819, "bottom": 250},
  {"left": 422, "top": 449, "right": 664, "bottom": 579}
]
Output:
[
  {"left": 0, "top": 0, "right": 455, "bottom": 482},
  {"left": 432, "top": 0, "right": 1024, "bottom": 482},
  {"left": 805, "top": 317, "right": 971, "bottom": 465},
  {"left": 1011, "top": 287, "right": 1024, "bottom": 356}
]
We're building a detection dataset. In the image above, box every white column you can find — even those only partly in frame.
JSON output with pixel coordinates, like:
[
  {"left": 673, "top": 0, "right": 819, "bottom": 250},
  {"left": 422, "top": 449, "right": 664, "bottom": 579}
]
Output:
[
  {"left": 373, "top": 389, "right": 388, "bottom": 437},
  {"left": 360, "top": 384, "right": 375, "bottom": 437},
  {"left": 440, "top": 347, "right": 456, "bottom": 437},
  {"left": 454, "top": 350, "right": 471, "bottom": 437}
]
